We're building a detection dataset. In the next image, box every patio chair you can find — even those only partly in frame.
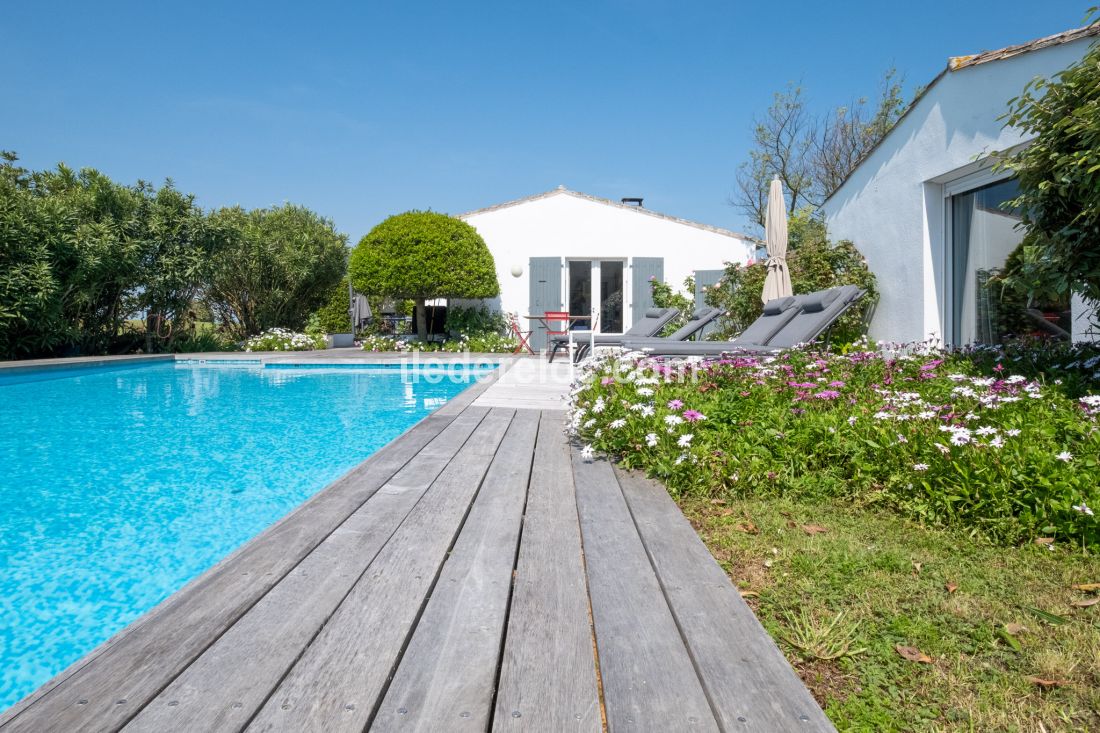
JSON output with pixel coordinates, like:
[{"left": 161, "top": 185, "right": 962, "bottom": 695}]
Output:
[
  {"left": 623, "top": 285, "right": 865, "bottom": 357},
  {"left": 582, "top": 306, "right": 724, "bottom": 360},
  {"left": 547, "top": 307, "right": 679, "bottom": 362}
]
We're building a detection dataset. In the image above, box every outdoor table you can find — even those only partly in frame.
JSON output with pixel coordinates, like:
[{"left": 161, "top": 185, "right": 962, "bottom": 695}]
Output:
[{"left": 523, "top": 314, "right": 594, "bottom": 359}]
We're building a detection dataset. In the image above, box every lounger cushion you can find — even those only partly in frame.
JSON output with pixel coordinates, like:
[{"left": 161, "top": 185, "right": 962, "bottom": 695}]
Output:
[
  {"left": 799, "top": 288, "right": 843, "bottom": 313},
  {"left": 691, "top": 307, "right": 711, "bottom": 321},
  {"left": 762, "top": 296, "right": 799, "bottom": 316},
  {"left": 736, "top": 297, "right": 801, "bottom": 345},
  {"left": 644, "top": 308, "right": 666, "bottom": 319}
]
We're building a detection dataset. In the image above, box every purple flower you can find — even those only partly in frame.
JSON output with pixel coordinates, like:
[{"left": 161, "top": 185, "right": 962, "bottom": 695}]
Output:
[
  {"left": 682, "top": 409, "right": 706, "bottom": 422},
  {"left": 667, "top": 399, "right": 684, "bottom": 410},
  {"left": 601, "top": 377, "right": 615, "bottom": 386},
  {"left": 815, "top": 390, "right": 840, "bottom": 400},
  {"left": 829, "top": 381, "right": 846, "bottom": 387}
]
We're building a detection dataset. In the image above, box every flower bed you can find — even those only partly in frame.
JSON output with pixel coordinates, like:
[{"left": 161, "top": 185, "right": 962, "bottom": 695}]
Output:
[
  {"left": 569, "top": 343, "right": 1100, "bottom": 547},
  {"left": 244, "top": 328, "right": 324, "bottom": 352}
]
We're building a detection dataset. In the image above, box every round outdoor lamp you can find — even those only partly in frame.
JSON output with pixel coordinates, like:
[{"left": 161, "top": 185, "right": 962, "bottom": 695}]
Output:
[{"left": 510, "top": 264, "right": 523, "bottom": 278}]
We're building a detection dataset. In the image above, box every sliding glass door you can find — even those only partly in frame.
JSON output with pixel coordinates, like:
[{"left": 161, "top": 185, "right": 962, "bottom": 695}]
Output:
[{"left": 948, "top": 177, "right": 1068, "bottom": 345}]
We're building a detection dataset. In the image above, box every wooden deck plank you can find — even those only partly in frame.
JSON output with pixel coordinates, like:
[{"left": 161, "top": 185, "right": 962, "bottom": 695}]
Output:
[
  {"left": 120, "top": 409, "right": 492, "bottom": 733},
  {"left": 616, "top": 468, "right": 834, "bottom": 731},
  {"left": 370, "top": 409, "right": 540, "bottom": 732},
  {"left": 244, "top": 408, "right": 516, "bottom": 733},
  {"left": 0, "top": 365, "right": 500, "bottom": 733},
  {"left": 573, "top": 455, "right": 719, "bottom": 732},
  {"left": 491, "top": 412, "right": 601, "bottom": 733}
]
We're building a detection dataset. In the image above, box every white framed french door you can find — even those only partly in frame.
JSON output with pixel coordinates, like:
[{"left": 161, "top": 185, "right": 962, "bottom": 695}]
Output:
[{"left": 566, "top": 259, "right": 627, "bottom": 334}]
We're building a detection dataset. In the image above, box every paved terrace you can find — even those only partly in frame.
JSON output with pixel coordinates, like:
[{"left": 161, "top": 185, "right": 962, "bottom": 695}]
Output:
[{"left": 0, "top": 355, "right": 832, "bottom": 732}]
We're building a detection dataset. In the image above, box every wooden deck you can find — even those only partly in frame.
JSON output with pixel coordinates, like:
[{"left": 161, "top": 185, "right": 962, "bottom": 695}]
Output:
[{"left": 0, "top": 380, "right": 833, "bottom": 731}]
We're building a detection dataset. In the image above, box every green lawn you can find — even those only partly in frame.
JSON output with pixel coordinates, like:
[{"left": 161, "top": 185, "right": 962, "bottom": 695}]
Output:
[{"left": 680, "top": 495, "right": 1100, "bottom": 732}]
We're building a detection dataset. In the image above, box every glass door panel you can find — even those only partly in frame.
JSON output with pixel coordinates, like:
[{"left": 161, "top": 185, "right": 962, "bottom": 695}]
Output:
[
  {"left": 599, "top": 260, "right": 624, "bottom": 333},
  {"left": 568, "top": 260, "right": 592, "bottom": 328}
]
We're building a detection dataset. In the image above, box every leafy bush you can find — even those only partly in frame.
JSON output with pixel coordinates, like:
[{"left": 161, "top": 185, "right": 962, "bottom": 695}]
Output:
[
  {"left": 311, "top": 278, "right": 353, "bottom": 334},
  {"left": 705, "top": 211, "right": 877, "bottom": 344},
  {"left": 0, "top": 152, "right": 348, "bottom": 360},
  {"left": 171, "top": 331, "right": 240, "bottom": 353},
  {"left": 244, "top": 328, "right": 323, "bottom": 352},
  {"left": 349, "top": 211, "right": 499, "bottom": 343},
  {"left": 0, "top": 153, "right": 228, "bottom": 358},
  {"left": 996, "top": 25, "right": 1100, "bottom": 311},
  {"left": 440, "top": 331, "right": 518, "bottom": 353},
  {"left": 650, "top": 277, "right": 696, "bottom": 336},
  {"left": 568, "top": 344, "right": 1099, "bottom": 547},
  {"left": 205, "top": 204, "right": 347, "bottom": 338},
  {"left": 445, "top": 304, "right": 507, "bottom": 339}
]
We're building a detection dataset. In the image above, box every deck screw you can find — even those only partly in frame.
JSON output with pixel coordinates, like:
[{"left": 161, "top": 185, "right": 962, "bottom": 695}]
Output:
[
  {"left": 689, "top": 717, "right": 698, "bottom": 723},
  {"left": 738, "top": 716, "right": 747, "bottom": 723},
  {"left": 77, "top": 700, "right": 88, "bottom": 705},
  {"left": 800, "top": 714, "right": 810, "bottom": 721},
  {"left": 345, "top": 704, "right": 356, "bottom": 711},
  {"left": 232, "top": 702, "right": 243, "bottom": 709},
  {"left": 116, "top": 699, "right": 127, "bottom": 705},
  {"left": 281, "top": 703, "right": 291, "bottom": 710},
  {"left": 459, "top": 711, "right": 470, "bottom": 718},
  {"left": 511, "top": 711, "right": 522, "bottom": 718},
  {"left": 398, "top": 707, "right": 408, "bottom": 715},
  {"left": 167, "top": 701, "right": 179, "bottom": 707}
]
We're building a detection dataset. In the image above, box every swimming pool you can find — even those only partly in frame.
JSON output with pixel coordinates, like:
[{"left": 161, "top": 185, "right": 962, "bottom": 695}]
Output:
[{"left": 0, "top": 359, "right": 492, "bottom": 710}]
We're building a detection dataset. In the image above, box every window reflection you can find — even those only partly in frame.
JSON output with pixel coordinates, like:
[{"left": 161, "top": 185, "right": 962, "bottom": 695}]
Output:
[{"left": 949, "top": 178, "right": 1070, "bottom": 345}]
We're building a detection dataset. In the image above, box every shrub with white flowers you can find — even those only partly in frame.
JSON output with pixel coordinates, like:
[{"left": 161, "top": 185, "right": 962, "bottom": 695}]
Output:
[
  {"left": 244, "top": 328, "right": 324, "bottom": 352},
  {"left": 568, "top": 342, "right": 1099, "bottom": 547}
]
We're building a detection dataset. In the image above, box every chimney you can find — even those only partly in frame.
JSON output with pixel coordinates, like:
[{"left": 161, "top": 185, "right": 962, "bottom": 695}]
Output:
[{"left": 621, "top": 197, "right": 643, "bottom": 208}]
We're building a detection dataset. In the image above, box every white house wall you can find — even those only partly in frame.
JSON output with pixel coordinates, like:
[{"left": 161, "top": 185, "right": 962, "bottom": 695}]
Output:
[
  {"left": 461, "top": 192, "right": 754, "bottom": 319},
  {"left": 821, "top": 38, "right": 1094, "bottom": 344}
]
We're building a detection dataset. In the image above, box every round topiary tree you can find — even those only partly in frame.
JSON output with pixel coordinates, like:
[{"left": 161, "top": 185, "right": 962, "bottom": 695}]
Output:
[{"left": 349, "top": 211, "right": 500, "bottom": 343}]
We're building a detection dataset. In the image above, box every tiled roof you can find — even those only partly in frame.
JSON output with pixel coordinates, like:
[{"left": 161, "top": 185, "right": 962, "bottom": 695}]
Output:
[
  {"left": 459, "top": 186, "right": 755, "bottom": 241},
  {"left": 948, "top": 23, "right": 1100, "bottom": 70}
]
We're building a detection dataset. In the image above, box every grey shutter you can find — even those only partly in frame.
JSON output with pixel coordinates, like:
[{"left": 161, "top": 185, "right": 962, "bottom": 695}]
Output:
[
  {"left": 528, "top": 257, "right": 563, "bottom": 350},
  {"left": 630, "top": 257, "right": 664, "bottom": 326},
  {"left": 694, "top": 269, "right": 725, "bottom": 310}
]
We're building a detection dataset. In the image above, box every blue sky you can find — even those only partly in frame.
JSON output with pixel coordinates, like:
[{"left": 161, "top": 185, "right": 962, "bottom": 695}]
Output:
[{"left": 3, "top": 1, "right": 1088, "bottom": 239}]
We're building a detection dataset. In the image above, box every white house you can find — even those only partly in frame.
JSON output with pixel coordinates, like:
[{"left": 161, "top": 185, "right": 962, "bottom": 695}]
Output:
[
  {"left": 821, "top": 24, "right": 1100, "bottom": 346},
  {"left": 459, "top": 187, "right": 755, "bottom": 348}
]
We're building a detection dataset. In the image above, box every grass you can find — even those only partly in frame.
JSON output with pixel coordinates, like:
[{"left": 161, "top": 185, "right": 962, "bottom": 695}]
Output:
[{"left": 680, "top": 494, "right": 1100, "bottom": 732}]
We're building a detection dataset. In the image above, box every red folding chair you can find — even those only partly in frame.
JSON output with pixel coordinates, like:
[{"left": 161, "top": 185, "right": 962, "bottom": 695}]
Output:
[
  {"left": 543, "top": 311, "right": 572, "bottom": 339},
  {"left": 509, "top": 314, "right": 534, "bottom": 354},
  {"left": 541, "top": 310, "right": 573, "bottom": 360}
]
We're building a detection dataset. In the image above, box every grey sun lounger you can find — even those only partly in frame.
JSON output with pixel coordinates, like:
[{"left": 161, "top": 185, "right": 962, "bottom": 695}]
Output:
[
  {"left": 579, "top": 306, "right": 723, "bottom": 361},
  {"left": 547, "top": 306, "right": 679, "bottom": 362},
  {"left": 623, "top": 285, "right": 865, "bottom": 357}
]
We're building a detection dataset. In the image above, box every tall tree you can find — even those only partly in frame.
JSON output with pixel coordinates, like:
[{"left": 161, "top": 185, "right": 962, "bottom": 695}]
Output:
[
  {"left": 733, "top": 84, "right": 817, "bottom": 229},
  {"left": 733, "top": 70, "right": 909, "bottom": 230},
  {"left": 811, "top": 69, "right": 908, "bottom": 199}
]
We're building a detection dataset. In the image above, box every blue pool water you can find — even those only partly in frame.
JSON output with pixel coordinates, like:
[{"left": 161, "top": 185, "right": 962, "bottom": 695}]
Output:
[{"left": 0, "top": 360, "right": 492, "bottom": 710}]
